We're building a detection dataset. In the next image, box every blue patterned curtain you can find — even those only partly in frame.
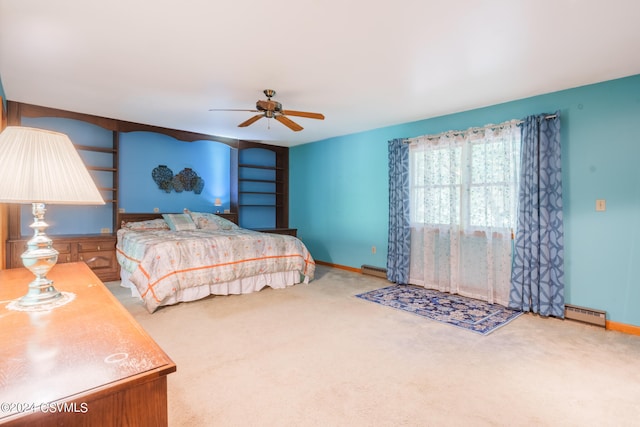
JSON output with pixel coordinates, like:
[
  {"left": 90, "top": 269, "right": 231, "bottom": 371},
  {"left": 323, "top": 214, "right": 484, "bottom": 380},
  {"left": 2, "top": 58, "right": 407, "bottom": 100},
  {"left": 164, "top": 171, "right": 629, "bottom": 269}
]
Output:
[
  {"left": 509, "top": 112, "right": 564, "bottom": 317},
  {"left": 387, "top": 138, "right": 410, "bottom": 284}
]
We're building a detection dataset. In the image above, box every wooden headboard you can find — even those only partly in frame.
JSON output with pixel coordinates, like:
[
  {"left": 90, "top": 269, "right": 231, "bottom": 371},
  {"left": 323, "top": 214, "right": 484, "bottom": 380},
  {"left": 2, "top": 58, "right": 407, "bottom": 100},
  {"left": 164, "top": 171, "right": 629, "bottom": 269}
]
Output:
[{"left": 117, "top": 212, "right": 238, "bottom": 230}]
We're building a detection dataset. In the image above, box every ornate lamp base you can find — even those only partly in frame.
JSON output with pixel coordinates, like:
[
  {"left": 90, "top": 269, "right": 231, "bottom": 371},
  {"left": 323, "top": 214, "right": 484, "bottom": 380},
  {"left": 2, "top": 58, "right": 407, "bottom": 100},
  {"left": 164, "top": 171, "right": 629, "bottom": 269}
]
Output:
[
  {"left": 7, "top": 202, "right": 73, "bottom": 312},
  {"left": 7, "top": 292, "right": 75, "bottom": 312}
]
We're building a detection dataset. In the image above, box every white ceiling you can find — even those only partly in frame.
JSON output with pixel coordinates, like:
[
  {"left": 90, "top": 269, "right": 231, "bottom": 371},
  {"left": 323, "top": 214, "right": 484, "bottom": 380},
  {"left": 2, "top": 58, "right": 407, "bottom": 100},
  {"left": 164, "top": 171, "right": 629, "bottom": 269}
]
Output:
[{"left": 1, "top": 1, "right": 639, "bottom": 147}]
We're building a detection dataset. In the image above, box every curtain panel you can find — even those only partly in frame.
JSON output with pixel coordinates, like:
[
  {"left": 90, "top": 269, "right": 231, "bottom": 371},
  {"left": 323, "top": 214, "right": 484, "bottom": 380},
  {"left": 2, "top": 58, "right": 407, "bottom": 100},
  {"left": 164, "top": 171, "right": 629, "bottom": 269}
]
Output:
[
  {"left": 408, "top": 122, "right": 521, "bottom": 305},
  {"left": 509, "top": 112, "right": 564, "bottom": 317},
  {"left": 386, "top": 138, "right": 410, "bottom": 284}
]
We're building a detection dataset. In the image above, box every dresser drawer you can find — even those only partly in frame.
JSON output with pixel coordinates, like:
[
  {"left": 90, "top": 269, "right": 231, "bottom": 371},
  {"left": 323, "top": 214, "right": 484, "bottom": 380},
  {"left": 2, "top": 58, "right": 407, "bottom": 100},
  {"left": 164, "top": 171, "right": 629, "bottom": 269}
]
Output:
[
  {"left": 55, "top": 243, "right": 74, "bottom": 263},
  {"left": 79, "top": 250, "right": 116, "bottom": 269},
  {"left": 79, "top": 250, "right": 119, "bottom": 281},
  {"left": 54, "top": 242, "right": 73, "bottom": 263},
  {"left": 9, "top": 240, "right": 71, "bottom": 255},
  {"left": 7, "top": 240, "right": 73, "bottom": 263},
  {"left": 78, "top": 240, "right": 114, "bottom": 252}
]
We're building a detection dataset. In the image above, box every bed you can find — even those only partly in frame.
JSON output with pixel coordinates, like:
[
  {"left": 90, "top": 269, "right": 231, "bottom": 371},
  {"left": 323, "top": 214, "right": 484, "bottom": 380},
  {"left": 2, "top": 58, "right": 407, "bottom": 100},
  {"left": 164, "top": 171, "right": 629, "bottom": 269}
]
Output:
[{"left": 116, "top": 210, "right": 315, "bottom": 312}]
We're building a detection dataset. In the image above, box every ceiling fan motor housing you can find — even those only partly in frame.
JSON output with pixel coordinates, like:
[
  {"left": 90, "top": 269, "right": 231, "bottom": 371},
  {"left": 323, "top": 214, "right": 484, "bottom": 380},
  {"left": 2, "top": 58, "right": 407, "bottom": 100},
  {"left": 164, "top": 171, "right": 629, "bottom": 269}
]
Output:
[{"left": 256, "top": 100, "right": 282, "bottom": 112}]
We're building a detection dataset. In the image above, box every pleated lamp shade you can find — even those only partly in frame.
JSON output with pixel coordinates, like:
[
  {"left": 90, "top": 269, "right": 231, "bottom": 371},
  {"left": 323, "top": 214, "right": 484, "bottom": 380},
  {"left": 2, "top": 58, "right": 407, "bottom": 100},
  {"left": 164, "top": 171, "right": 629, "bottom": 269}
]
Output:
[{"left": 0, "top": 126, "right": 104, "bottom": 205}]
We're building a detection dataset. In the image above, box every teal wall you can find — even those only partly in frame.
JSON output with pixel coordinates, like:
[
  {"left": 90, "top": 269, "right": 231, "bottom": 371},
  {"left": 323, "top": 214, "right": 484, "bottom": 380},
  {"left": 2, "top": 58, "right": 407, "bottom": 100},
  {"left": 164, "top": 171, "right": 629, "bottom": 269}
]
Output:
[
  {"left": 119, "top": 132, "right": 231, "bottom": 214},
  {"left": 290, "top": 74, "right": 640, "bottom": 326}
]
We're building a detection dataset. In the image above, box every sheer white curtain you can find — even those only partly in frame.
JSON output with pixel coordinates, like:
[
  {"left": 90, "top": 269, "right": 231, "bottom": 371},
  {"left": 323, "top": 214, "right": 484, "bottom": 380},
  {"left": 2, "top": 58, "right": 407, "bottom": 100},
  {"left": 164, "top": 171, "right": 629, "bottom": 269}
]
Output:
[{"left": 409, "top": 121, "right": 520, "bottom": 306}]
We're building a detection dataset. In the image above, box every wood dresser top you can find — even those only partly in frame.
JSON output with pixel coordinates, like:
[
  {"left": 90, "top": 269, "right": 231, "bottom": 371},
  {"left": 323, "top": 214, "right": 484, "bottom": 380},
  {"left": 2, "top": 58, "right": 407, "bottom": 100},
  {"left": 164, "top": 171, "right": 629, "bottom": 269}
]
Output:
[{"left": 0, "top": 262, "right": 176, "bottom": 421}]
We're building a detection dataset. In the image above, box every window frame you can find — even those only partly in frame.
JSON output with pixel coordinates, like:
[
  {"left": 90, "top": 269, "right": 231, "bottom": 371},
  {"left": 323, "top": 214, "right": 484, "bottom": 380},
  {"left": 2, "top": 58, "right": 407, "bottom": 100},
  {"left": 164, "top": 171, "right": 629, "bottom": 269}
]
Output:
[{"left": 409, "top": 126, "right": 520, "bottom": 233}]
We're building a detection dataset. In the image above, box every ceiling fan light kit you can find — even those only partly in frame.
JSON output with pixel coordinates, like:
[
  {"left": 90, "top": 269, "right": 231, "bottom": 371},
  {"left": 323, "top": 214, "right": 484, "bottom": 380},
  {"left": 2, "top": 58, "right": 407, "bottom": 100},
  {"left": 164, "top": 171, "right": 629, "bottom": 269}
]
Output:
[{"left": 210, "top": 89, "right": 325, "bottom": 132}]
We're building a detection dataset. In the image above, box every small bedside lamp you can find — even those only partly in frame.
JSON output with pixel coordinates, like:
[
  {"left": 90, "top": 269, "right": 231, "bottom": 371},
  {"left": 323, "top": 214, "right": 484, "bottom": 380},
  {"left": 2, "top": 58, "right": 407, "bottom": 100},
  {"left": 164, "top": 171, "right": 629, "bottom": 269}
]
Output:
[
  {"left": 0, "top": 126, "right": 105, "bottom": 311},
  {"left": 214, "top": 198, "right": 222, "bottom": 213}
]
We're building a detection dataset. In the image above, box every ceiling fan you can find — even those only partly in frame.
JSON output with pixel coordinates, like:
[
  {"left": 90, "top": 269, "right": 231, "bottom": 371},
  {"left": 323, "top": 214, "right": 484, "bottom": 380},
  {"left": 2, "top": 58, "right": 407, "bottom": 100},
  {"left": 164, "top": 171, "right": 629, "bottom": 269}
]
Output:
[{"left": 209, "top": 89, "right": 325, "bottom": 132}]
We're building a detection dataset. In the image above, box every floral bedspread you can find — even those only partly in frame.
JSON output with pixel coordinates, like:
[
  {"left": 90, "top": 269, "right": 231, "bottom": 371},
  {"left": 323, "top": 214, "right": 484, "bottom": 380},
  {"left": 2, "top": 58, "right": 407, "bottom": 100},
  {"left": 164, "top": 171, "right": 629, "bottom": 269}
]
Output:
[{"left": 116, "top": 228, "right": 315, "bottom": 312}]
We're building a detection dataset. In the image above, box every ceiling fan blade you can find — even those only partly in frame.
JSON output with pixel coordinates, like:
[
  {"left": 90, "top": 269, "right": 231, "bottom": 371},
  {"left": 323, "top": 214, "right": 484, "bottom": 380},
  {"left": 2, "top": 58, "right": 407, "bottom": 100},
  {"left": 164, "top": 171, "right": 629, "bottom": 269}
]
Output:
[
  {"left": 238, "top": 114, "right": 264, "bottom": 128},
  {"left": 209, "top": 108, "right": 259, "bottom": 112},
  {"left": 281, "top": 110, "right": 325, "bottom": 120},
  {"left": 275, "top": 115, "right": 303, "bottom": 132}
]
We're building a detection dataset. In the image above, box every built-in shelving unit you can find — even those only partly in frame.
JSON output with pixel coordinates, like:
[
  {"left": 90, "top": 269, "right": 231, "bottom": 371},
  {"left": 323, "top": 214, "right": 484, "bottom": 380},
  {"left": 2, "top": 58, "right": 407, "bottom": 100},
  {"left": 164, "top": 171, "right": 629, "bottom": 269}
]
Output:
[
  {"left": 238, "top": 164, "right": 283, "bottom": 207},
  {"left": 82, "top": 142, "right": 119, "bottom": 205},
  {"left": 76, "top": 141, "right": 118, "bottom": 231},
  {"left": 237, "top": 140, "right": 290, "bottom": 230}
]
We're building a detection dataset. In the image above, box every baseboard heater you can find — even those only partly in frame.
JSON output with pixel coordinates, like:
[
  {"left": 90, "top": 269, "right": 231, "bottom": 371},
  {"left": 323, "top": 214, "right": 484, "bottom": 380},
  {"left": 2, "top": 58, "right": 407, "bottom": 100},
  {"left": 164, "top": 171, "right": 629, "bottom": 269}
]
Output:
[
  {"left": 360, "top": 265, "right": 387, "bottom": 279},
  {"left": 564, "top": 304, "right": 606, "bottom": 328}
]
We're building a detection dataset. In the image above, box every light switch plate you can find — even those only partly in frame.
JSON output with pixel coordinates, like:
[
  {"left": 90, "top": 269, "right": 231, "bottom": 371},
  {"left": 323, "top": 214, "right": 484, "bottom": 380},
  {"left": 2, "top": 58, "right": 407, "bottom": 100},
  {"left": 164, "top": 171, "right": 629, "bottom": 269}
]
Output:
[{"left": 596, "top": 199, "right": 606, "bottom": 211}]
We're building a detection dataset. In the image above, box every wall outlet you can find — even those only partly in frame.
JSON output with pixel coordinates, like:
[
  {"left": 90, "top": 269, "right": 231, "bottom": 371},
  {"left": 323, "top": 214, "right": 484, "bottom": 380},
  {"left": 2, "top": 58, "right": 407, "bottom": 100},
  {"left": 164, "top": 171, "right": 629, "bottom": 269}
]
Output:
[
  {"left": 371, "top": 246, "right": 377, "bottom": 254},
  {"left": 100, "top": 228, "right": 110, "bottom": 234},
  {"left": 118, "top": 208, "right": 125, "bottom": 213},
  {"left": 153, "top": 207, "right": 160, "bottom": 213}
]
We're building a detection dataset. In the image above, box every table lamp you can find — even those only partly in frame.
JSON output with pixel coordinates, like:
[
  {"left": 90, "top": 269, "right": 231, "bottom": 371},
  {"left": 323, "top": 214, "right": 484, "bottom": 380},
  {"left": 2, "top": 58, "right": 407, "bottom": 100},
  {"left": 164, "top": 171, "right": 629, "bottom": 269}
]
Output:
[{"left": 0, "top": 126, "right": 105, "bottom": 311}]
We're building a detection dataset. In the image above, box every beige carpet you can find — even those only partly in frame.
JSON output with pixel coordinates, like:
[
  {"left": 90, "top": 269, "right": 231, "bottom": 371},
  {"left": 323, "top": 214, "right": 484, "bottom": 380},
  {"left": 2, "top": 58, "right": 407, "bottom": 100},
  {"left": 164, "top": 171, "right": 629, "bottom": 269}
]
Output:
[{"left": 107, "top": 266, "right": 640, "bottom": 427}]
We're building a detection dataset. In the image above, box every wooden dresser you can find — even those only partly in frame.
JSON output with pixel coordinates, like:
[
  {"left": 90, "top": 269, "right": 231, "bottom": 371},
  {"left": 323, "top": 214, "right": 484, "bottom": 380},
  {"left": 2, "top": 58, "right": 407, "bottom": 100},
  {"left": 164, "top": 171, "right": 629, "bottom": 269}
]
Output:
[
  {"left": 6, "top": 234, "right": 119, "bottom": 282},
  {"left": 0, "top": 263, "right": 176, "bottom": 426}
]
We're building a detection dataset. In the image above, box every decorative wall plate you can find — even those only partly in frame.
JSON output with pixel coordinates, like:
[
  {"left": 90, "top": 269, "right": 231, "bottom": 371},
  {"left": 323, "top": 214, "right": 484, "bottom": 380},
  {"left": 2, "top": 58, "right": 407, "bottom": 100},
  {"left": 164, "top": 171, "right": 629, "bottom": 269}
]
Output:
[
  {"left": 152, "top": 165, "right": 204, "bottom": 194},
  {"left": 152, "top": 165, "right": 174, "bottom": 193},
  {"left": 178, "top": 168, "right": 198, "bottom": 191}
]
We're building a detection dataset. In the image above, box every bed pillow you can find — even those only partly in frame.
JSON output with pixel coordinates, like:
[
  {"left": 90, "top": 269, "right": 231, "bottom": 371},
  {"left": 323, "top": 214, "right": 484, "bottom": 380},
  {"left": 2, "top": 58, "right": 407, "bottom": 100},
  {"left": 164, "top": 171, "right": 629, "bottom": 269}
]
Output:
[
  {"left": 121, "top": 218, "right": 170, "bottom": 231},
  {"left": 187, "top": 211, "right": 238, "bottom": 231},
  {"left": 162, "top": 213, "right": 197, "bottom": 231}
]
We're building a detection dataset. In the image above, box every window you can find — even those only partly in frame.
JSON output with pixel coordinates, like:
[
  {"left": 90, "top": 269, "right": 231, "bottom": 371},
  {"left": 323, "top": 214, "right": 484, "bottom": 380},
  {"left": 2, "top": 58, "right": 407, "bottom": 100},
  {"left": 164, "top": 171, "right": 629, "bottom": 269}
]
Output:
[
  {"left": 410, "top": 122, "right": 520, "bottom": 232},
  {"left": 408, "top": 120, "right": 521, "bottom": 305}
]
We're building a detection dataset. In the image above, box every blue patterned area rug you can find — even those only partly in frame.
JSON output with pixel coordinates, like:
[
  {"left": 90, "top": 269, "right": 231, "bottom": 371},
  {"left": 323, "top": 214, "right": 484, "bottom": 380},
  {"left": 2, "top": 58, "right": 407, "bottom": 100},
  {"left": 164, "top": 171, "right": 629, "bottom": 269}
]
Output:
[{"left": 356, "top": 285, "right": 524, "bottom": 335}]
